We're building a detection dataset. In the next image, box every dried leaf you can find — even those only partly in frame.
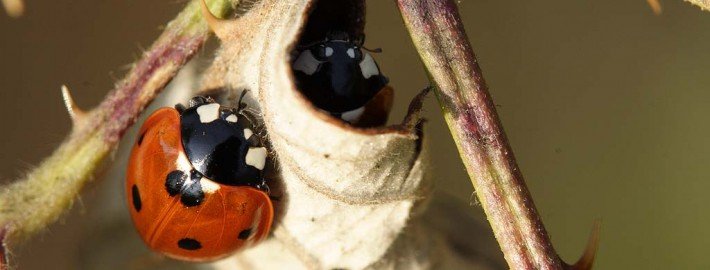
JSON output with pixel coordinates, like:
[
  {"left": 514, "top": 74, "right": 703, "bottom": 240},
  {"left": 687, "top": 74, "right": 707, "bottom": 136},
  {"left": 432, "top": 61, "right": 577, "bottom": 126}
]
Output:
[
  {"left": 686, "top": 0, "right": 710, "bottom": 11},
  {"left": 198, "top": 0, "right": 437, "bottom": 268}
]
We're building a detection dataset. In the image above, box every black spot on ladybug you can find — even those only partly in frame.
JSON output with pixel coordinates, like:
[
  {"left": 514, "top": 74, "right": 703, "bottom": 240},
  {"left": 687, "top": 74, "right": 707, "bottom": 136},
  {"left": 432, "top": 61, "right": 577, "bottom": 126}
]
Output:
[
  {"left": 180, "top": 178, "right": 204, "bottom": 207},
  {"left": 165, "top": 170, "right": 187, "bottom": 196},
  {"left": 238, "top": 228, "right": 253, "bottom": 240},
  {"left": 136, "top": 132, "right": 146, "bottom": 146},
  {"left": 131, "top": 184, "right": 142, "bottom": 212},
  {"left": 177, "top": 238, "right": 202, "bottom": 250}
]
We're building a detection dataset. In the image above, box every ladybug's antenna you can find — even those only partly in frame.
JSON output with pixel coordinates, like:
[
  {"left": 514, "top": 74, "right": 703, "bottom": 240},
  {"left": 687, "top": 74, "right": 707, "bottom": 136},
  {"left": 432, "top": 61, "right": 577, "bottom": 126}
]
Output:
[
  {"left": 296, "top": 39, "right": 325, "bottom": 50},
  {"left": 237, "top": 89, "right": 249, "bottom": 111},
  {"left": 362, "top": 47, "right": 383, "bottom": 53}
]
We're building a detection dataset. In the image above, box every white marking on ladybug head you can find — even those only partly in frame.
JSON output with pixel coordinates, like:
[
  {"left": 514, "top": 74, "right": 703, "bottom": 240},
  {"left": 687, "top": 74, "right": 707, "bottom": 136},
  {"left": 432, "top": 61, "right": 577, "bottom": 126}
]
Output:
[
  {"left": 226, "top": 114, "right": 238, "bottom": 123},
  {"left": 244, "top": 128, "right": 253, "bottom": 140},
  {"left": 293, "top": 50, "right": 320, "bottom": 75},
  {"left": 341, "top": 106, "right": 366, "bottom": 123},
  {"left": 359, "top": 53, "right": 380, "bottom": 79},
  {"left": 245, "top": 147, "right": 267, "bottom": 170},
  {"left": 325, "top": 47, "right": 334, "bottom": 57},
  {"left": 347, "top": 48, "right": 355, "bottom": 58},
  {"left": 196, "top": 103, "right": 220, "bottom": 123},
  {"left": 200, "top": 178, "right": 220, "bottom": 194}
]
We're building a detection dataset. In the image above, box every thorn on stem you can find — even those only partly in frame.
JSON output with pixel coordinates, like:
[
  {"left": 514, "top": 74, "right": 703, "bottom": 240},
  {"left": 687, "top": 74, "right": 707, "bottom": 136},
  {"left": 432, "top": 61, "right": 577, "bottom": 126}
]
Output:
[
  {"left": 564, "top": 219, "right": 602, "bottom": 270},
  {"left": 1, "top": 0, "right": 24, "bottom": 18},
  {"left": 646, "top": 0, "right": 662, "bottom": 15},
  {"left": 61, "top": 85, "right": 87, "bottom": 126},
  {"left": 200, "top": 0, "right": 233, "bottom": 41}
]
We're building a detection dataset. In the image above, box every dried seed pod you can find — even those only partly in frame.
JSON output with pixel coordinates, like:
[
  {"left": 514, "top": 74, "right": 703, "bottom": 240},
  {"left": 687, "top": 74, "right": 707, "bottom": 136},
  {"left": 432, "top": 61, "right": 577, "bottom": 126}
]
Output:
[{"left": 199, "top": 0, "right": 432, "bottom": 268}]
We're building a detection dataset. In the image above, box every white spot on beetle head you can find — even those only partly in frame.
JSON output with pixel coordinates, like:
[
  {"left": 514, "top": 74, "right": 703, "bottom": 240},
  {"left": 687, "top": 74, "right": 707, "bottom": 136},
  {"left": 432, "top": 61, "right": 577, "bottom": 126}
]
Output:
[
  {"left": 245, "top": 147, "right": 267, "bottom": 170},
  {"left": 293, "top": 50, "right": 320, "bottom": 75},
  {"left": 196, "top": 103, "right": 220, "bottom": 123},
  {"left": 226, "top": 114, "right": 238, "bottom": 123},
  {"left": 359, "top": 53, "right": 380, "bottom": 79},
  {"left": 341, "top": 106, "right": 366, "bottom": 123},
  {"left": 325, "top": 47, "right": 334, "bottom": 57},
  {"left": 244, "top": 128, "right": 253, "bottom": 140},
  {"left": 346, "top": 48, "right": 355, "bottom": 58},
  {"left": 200, "top": 178, "right": 220, "bottom": 194}
]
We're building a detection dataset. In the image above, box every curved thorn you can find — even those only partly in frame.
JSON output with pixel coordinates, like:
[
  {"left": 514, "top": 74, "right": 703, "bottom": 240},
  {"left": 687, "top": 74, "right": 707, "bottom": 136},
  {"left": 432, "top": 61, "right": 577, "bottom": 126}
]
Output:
[
  {"left": 200, "top": 0, "right": 232, "bottom": 40},
  {"left": 565, "top": 219, "right": 602, "bottom": 270},
  {"left": 61, "top": 85, "right": 86, "bottom": 125},
  {"left": 1, "top": 0, "right": 24, "bottom": 18},
  {"left": 646, "top": 0, "right": 662, "bottom": 15}
]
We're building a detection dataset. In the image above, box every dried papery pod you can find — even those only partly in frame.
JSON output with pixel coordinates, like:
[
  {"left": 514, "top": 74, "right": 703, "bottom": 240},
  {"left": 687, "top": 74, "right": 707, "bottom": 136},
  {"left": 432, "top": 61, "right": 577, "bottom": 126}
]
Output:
[
  {"left": 199, "top": 0, "right": 437, "bottom": 269},
  {"left": 650, "top": 0, "right": 710, "bottom": 13},
  {"left": 686, "top": 0, "right": 710, "bottom": 10}
]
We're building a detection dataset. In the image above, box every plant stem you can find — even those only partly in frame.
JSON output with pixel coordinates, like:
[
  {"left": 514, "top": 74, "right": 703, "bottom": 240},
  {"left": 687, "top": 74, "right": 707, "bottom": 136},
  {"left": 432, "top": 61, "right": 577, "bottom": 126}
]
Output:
[
  {"left": 0, "top": 0, "right": 232, "bottom": 255},
  {"left": 397, "top": 1, "right": 563, "bottom": 269}
]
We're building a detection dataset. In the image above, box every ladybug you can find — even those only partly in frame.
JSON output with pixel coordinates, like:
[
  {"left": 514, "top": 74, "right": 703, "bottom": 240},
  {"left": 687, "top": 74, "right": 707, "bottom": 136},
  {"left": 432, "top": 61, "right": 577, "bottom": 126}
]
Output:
[
  {"left": 291, "top": 31, "right": 390, "bottom": 124},
  {"left": 126, "top": 95, "right": 273, "bottom": 262}
]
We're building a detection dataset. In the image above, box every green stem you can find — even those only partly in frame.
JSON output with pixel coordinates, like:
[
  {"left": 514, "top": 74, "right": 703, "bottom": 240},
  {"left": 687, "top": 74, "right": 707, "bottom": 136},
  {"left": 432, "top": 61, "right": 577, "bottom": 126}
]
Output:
[{"left": 0, "top": 0, "right": 233, "bottom": 257}]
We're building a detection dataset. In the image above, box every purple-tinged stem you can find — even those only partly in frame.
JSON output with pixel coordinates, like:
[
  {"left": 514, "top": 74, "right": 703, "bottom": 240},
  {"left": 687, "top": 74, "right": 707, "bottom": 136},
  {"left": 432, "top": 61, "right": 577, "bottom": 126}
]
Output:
[{"left": 396, "top": 1, "right": 594, "bottom": 269}]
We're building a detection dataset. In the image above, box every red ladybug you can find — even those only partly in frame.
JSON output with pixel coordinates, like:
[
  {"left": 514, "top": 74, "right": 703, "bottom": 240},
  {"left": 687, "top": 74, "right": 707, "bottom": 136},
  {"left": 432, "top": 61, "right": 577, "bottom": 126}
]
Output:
[{"left": 126, "top": 96, "right": 273, "bottom": 261}]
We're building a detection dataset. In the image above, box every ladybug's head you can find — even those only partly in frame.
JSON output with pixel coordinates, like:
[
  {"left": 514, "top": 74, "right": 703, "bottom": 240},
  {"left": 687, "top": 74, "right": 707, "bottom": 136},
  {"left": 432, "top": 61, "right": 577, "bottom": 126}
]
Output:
[
  {"left": 177, "top": 96, "right": 266, "bottom": 189},
  {"left": 291, "top": 31, "right": 388, "bottom": 113}
]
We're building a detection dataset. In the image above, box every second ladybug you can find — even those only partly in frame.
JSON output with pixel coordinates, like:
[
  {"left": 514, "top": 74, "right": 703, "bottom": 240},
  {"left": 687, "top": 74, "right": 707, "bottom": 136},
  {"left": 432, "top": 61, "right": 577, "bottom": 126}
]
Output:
[
  {"left": 291, "top": 31, "right": 391, "bottom": 124},
  {"left": 126, "top": 95, "right": 273, "bottom": 261}
]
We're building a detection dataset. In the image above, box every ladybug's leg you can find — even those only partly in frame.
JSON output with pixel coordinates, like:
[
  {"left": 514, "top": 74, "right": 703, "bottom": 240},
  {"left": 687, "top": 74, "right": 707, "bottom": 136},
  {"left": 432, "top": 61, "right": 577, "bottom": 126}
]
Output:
[
  {"left": 238, "top": 109, "right": 271, "bottom": 151},
  {"left": 174, "top": 103, "right": 187, "bottom": 113},
  {"left": 239, "top": 108, "right": 265, "bottom": 133},
  {"left": 237, "top": 89, "right": 249, "bottom": 111},
  {"left": 188, "top": 96, "right": 212, "bottom": 108}
]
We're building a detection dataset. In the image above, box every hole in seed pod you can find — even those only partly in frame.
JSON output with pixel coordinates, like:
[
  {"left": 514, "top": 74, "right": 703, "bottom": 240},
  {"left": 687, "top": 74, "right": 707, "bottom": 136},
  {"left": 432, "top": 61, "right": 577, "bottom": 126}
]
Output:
[{"left": 290, "top": 0, "right": 393, "bottom": 128}]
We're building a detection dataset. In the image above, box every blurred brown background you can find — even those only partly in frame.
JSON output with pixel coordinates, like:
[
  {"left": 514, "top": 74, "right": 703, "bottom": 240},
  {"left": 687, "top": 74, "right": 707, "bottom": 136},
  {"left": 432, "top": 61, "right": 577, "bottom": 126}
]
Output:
[{"left": 2, "top": 0, "right": 710, "bottom": 269}]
